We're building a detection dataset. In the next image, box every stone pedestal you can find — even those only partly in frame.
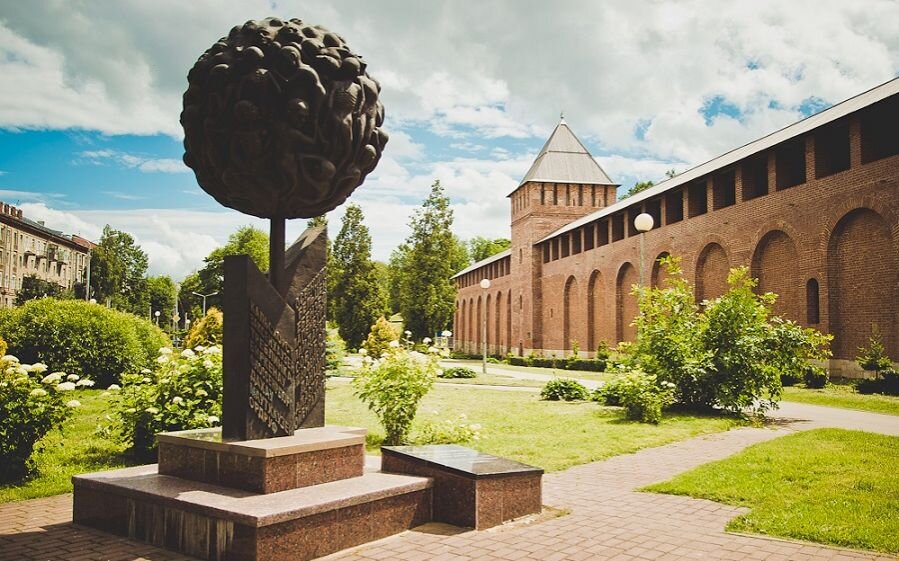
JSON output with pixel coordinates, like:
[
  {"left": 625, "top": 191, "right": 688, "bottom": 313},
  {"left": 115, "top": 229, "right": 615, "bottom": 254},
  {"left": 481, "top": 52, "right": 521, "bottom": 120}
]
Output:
[
  {"left": 381, "top": 445, "right": 543, "bottom": 529},
  {"left": 73, "top": 427, "right": 432, "bottom": 561},
  {"left": 157, "top": 426, "right": 365, "bottom": 494}
]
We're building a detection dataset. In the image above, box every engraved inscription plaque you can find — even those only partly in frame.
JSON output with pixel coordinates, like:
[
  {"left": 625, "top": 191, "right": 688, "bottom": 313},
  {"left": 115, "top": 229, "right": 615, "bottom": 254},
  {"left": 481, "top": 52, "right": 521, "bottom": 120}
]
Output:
[{"left": 222, "top": 226, "right": 327, "bottom": 441}]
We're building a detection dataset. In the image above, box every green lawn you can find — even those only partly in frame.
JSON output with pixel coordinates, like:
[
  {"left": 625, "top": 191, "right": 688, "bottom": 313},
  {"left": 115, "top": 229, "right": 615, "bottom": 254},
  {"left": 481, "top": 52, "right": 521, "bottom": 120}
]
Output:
[
  {"left": 326, "top": 381, "right": 742, "bottom": 472},
  {"left": 782, "top": 384, "right": 899, "bottom": 416},
  {"left": 0, "top": 389, "right": 136, "bottom": 503},
  {"left": 644, "top": 429, "right": 899, "bottom": 555},
  {"left": 1, "top": 381, "right": 742, "bottom": 504},
  {"left": 444, "top": 360, "right": 615, "bottom": 383},
  {"left": 435, "top": 373, "right": 544, "bottom": 388}
]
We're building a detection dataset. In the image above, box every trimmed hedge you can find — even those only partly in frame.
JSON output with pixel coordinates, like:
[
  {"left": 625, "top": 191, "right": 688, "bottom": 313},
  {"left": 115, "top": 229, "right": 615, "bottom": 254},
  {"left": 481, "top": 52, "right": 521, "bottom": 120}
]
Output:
[
  {"left": 505, "top": 355, "right": 606, "bottom": 372},
  {"left": 0, "top": 298, "right": 169, "bottom": 387}
]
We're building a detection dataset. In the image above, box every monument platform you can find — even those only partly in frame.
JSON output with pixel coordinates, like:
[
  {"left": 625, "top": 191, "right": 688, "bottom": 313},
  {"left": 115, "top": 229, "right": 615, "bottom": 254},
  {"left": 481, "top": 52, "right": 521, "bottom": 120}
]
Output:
[
  {"left": 73, "top": 464, "right": 432, "bottom": 561},
  {"left": 382, "top": 445, "right": 543, "bottom": 529},
  {"left": 158, "top": 426, "right": 366, "bottom": 494}
]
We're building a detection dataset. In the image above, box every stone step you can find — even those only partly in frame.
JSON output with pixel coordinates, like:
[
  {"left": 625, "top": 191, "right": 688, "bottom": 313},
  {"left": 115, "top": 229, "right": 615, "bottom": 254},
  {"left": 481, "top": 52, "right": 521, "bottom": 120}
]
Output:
[{"left": 74, "top": 464, "right": 432, "bottom": 561}]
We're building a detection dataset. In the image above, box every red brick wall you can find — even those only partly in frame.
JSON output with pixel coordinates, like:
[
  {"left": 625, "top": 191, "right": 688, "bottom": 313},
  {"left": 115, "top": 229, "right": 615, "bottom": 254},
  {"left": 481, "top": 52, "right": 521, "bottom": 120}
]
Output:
[{"left": 455, "top": 102, "right": 899, "bottom": 368}]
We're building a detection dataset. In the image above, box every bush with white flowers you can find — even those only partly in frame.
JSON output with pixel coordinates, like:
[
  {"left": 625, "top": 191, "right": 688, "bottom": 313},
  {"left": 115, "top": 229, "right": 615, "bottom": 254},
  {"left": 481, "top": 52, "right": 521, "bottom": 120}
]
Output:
[
  {"left": 352, "top": 344, "right": 440, "bottom": 445},
  {"left": 103, "top": 345, "right": 223, "bottom": 459},
  {"left": 0, "top": 355, "right": 83, "bottom": 481}
]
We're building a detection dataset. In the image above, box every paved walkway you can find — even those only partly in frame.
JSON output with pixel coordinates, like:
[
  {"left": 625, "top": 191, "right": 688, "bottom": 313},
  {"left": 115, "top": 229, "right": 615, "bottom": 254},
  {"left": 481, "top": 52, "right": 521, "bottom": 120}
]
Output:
[{"left": 1, "top": 396, "right": 897, "bottom": 560}]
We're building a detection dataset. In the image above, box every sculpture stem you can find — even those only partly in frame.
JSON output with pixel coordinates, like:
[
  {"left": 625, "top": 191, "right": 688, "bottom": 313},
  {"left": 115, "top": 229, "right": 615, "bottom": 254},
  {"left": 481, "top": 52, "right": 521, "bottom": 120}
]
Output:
[{"left": 270, "top": 217, "right": 286, "bottom": 294}]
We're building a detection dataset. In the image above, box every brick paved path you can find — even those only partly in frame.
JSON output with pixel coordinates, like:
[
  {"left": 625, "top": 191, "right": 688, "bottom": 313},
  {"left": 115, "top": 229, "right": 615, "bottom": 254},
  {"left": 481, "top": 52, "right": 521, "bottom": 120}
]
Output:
[{"left": 2, "top": 423, "right": 895, "bottom": 561}]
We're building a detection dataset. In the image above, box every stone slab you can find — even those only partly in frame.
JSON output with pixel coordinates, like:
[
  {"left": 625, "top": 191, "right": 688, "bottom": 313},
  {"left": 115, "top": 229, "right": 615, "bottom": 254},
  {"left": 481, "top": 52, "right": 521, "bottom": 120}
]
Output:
[
  {"left": 74, "top": 464, "right": 429, "bottom": 528},
  {"left": 157, "top": 425, "right": 365, "bottom": 457},
  {"left": 157, "top": 426, "right": 366, "bottom": 493},
  {"left": 73, "top": 465, "right": 432, "bottom": 561},
  {"left": 381, "top": 445, "right": 542, "bottom": 529}
]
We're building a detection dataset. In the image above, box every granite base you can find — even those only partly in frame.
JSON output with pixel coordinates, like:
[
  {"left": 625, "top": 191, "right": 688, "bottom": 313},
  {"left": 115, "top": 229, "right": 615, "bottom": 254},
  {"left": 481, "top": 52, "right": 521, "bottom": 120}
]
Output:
[
  {"left": 381, "top": 445, "right": 543, "bottom": 529},
  {"left": 73, "top": 464, "right": 432, "bottom": 561},
  {"left": 157, "top": 426, "right": 366, "bottom": 494}
]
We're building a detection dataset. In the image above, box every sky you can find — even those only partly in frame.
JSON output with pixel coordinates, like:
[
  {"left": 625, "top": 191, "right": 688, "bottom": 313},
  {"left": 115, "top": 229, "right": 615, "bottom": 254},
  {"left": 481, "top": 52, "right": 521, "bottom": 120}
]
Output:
[{"left": 0, "top": 0, "right": 897, "bottom": 279}]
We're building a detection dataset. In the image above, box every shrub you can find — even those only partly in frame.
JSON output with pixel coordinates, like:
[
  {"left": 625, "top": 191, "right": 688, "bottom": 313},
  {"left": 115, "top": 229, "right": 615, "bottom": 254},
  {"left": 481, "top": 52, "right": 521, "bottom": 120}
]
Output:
[
  {"left": 326, "top": 326, "right": 346, "bottom": 371},
  {"left": 633, "top": 258, "right": 832, "bottom": 416},
  {"left": 352, "top": 346, "right": 439, "bottom": 445},
  {"left": 592, "top": 383, "right": 620, "bottom": 406},
  {"left": 780, "top": 371, "right": 803, "bottom": 387},
  {"left": 411, "top": 413, "right": 482, "bottom": 445},
  {"left": 486, "top": 357, "right": 501, "bottom": 364},
  {"left": 0, "top": 299, "right": 170, "bottom": 387},
  {"left": 0, "top": 356, "right": 81, "bottom": 481},
  {"left": 184, "top": 307, "right": 223, "bottom": 349},
  {"left": 0, "top": 335, "right": 7, "bottom": 358},
  {"left": 595, "top": 340, "right": 611, "bottom": 362},
  {"left": 803, "top": 365, "right": 829, "bottom": 389},
  {"left": 507, "top": 356, "right": 527, "bottom": 367},
  {"left": 565, "top": 358, "right": 607, "bottom": 372},
  {"left": 363, "top": 316, "right": 399, "bottom": 358},
  {"left": 857, "top": 368, "right": 899, "bottom": 396},
  {"left": 607, "top": 371, "right": 675, "bottom": 424},
  {"left": 104, "top": 345, "right": 223, "bottom": 459},
  {"left": 856, "top": 325, "right": 892, "bottom": 372},
  {"left": 540, "top": 378, "right": 589, "bottom": 401},
  {"left": 439, "top": 366, "right": 477, "bottom": 379}
]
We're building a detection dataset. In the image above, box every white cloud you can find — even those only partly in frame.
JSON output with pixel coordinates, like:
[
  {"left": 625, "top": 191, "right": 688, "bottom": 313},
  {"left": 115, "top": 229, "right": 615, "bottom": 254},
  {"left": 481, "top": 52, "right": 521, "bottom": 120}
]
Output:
[{"left": 77, "top": 150, "right": 188, "bottom": 174}]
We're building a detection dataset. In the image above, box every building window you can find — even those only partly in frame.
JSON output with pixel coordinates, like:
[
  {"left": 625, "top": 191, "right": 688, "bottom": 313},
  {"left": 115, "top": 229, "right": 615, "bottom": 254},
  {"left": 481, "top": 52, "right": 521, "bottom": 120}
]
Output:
[
  {"left": 815, "top": 121, "right": 850, "bottom": 178},
  {"left": 775, "top": 137, "right": 807, "bottom": 190},
  {"left": 626, "top": 208, "right": 641, "bottom": 237},
  {"left": 572, "top": 231, "right": 582, "bottom": 254},
  {"left": 665, "top": 190, "right": 684, "bottom": 224},
  {"left": 646, "top": 199, "right": 662, "bottom": 228},
  {"left": 688, "top": 181, "right": 708, "bottom": 217},
  {"left": 860, "top": 96, "right": 899, "bottom": 164},
  {"left": 741, "top": 154, "right": 768, "bottom": 201},
  {"left": 560, "top": 234, "right": 570, "bottom": 258},
  {"left": 584, "top": 224, "right": 595, "bottom": 251},
  {"left": 713, "top": 169, "right": 736, "bottom": 209},
  {"left": 806, "top": 278, "right": 820, "bottom": 324},
  {"left": 598, "top": 219, "right": 609, "bottom": 246},
  {"left": 611, "top": 214, "right": 625, "bottom": 242}
]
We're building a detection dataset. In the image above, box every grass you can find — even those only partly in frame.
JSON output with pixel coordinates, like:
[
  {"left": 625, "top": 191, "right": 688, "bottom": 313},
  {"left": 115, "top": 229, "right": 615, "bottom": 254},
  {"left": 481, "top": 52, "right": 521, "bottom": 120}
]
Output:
[
  {"left": 644, "top": 429, "right": 899, "bottom": 555},
  {"left": 1, "top": 380, "right": 742, "bottom": 504},
  {"left": 325, "top": 381, "right": 743, "bottom": 472},
  {"left": 0, "top": 389, "right": 135, "bottom": 503},
  {"left": 444, "top": 359, "right": 615, "bottom": 383},
  {"left": 435, "top": 372, "right": 544, "bottom": 388},
  {"left": 782, "top": 384, "right": 899, "bottom": 416}
]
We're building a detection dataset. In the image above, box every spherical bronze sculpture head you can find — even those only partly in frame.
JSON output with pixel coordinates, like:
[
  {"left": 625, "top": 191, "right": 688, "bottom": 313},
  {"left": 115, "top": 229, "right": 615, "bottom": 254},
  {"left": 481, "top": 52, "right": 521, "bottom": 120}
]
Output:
[{"left": 181, "top": 17, "right": 387, "bottom": 219}]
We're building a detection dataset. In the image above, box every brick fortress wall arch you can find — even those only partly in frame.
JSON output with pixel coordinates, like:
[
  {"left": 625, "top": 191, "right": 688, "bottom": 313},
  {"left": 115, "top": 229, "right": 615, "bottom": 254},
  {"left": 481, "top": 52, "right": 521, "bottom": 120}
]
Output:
[
  {"left": 695, "top": 242, "right": 731, "bottom": 303},
  {"left": 616, "top": 262, "right": 638, "bottom": 343}
]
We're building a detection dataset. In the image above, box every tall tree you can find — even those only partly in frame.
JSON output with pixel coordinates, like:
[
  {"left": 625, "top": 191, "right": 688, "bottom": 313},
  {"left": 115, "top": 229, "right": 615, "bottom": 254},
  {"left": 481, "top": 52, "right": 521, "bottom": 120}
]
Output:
[
  {"left": 620, "top": 180, "right": 654, "bottom": 199},
  {"left": 468, "top": 236, "right": 511, "bottom": 263},
  {"left": 180, "top": 226, "right": 268, "bottom": 313},
  {"left": 147, "top": 275, "right": 177, "bottom": 330},
  {"left": 398, "top": 181, "right": 469, "bottom": 339},
  {"left": 16, "top": 275, "right": 67, "bottom": 305},
  {"left": 331, "top": 204, "right": 386, "bottom": 348},
  {"left": 90, "top": 225, "right": 149, "bottom": 313}
]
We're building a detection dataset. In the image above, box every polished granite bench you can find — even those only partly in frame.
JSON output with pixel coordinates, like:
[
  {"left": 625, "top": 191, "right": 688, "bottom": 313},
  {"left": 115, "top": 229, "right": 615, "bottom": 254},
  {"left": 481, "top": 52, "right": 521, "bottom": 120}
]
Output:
[{"left": 381, "top": 444, "right": 543, "bottom": 529}]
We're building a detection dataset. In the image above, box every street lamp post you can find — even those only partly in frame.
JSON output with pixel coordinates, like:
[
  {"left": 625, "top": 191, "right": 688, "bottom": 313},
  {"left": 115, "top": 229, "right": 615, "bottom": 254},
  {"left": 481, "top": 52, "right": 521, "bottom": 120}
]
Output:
[
  {"left": 154, "top": 310, "right": 160, "bottom": 327},
  {"left": 634, "top": 213, "right": 655, "bottom": 288},
  {"left": 479, "top": 278, "right": 491, "bottom": 374},
  {"left": 192, "top": 291, "right": 218, "bottom": 315}
]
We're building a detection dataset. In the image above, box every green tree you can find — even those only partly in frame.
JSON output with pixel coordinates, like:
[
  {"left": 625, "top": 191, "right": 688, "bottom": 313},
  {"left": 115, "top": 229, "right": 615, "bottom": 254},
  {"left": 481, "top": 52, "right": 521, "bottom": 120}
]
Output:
[
  {"left": 16, "top": 275, "right": 65, "bottom": 305},
  {"left": 397, "top": 181, "right": 469, "bottom": 339},
  {"left": 147, "top": 275, "right": 177, "bottom": 331},
  {"left": 90, "top": 225, "right": 149, "bottom": 314},
  {"left": 181, "top": 226, "right": 268, "bottom": 314},
  {"left": 332, "top": 204, "right": 387, "bottom": 349},
  {"left": 387, "top": 244, "right": 409, "bottom": 314},
  {"left": 468, "top": 236, "right": 511, "bottom": 263},
  {"left": 620, "top": 180, "right": 654, "bottom": 200}
]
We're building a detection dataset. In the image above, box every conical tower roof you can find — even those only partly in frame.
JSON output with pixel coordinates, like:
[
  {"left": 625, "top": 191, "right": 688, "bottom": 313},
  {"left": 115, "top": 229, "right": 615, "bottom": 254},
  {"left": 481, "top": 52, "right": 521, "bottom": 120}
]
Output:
[{"left": 517, "top": 119, "right": 615, "bottom": 188}]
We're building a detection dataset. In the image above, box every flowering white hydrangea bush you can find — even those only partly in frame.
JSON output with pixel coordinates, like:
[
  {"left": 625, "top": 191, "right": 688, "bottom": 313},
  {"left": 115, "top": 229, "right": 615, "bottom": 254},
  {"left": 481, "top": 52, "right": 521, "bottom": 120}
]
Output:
[
  {"left": 411, "top": 411, "right": 483, "bottom": 445},
  {"left": 101, "top": 345, "right": 223, "bottom": 458},
  {"left": 352, "top": 344, "right": 441, "bottom": 445},
  {"left": 0, "top": 355, "right": 84, "bottom": 481}
]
